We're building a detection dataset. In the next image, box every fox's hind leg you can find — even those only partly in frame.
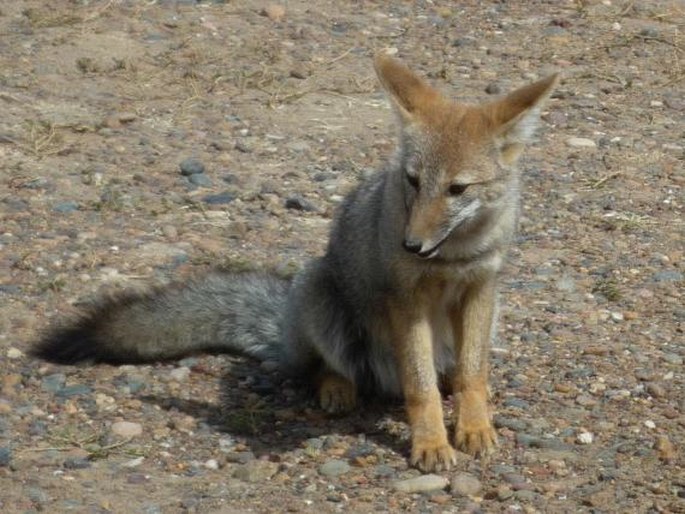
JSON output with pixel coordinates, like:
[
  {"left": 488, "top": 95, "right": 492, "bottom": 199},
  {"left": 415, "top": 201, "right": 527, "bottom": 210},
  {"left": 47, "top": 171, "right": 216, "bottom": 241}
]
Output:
[{"left": 317, "top": 369, "right": 357, "bottom": 414}]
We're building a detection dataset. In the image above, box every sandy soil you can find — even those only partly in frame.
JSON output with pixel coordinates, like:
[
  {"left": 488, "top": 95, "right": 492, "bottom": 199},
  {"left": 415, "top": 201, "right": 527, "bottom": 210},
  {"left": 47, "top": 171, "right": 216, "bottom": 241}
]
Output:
[{"left": 0, "top": 1, "right": 683, "bottom": 512}]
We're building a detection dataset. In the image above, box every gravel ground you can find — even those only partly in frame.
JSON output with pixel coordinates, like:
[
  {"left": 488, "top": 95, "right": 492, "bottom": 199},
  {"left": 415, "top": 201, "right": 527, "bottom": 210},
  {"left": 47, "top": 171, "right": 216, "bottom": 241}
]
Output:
[{"left": 1, "top": 1, "right": 683, "bottom": 512}]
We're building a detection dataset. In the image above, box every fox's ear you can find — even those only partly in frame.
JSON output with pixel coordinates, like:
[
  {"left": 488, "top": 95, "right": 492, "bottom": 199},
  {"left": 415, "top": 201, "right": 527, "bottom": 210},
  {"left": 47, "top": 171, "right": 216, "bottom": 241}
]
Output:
[
  {"left": 487, "top": 73, "right": 559, "bottom": 164},
  {"left": 374, "top": 52, "right": 440, "bottom": 121}
]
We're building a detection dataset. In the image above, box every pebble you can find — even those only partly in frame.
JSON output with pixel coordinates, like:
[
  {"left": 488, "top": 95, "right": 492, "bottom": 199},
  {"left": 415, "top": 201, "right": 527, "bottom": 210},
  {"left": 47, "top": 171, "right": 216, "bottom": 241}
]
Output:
[
  {"left": 233, "top": 460, "right": 279, "bottom": 482},
  {"left": 0, "top": 446, "right": 11, "bottom": 467},
  {"left": 451, "top": 473, "right": 482, "bottom": 497},
  {"left": 204, "top": 458, "right": 219, "bottom": 470},
  {"left": 54, "top": 201, "right": 80, "bottom": 213},
  {"left": 188, "top": 173, "right": 213, "bottom": 187},
  {"left": 485, "top": 83, "right": 502, "bottom": 95},
  {"left": 318, "top": 459, "right": 351, "bottom": 477},
  {"left": 374, "top": 464, "right": 395, "bottom": 478},
  {"left": 503, "top": 398, "right": 529, "bottom": 409},
  {"left": 494, "top": 416, "right": 527, "bottom": 432},
  {"left": 566, "top": 137, "right": 597, "bottom": 148},
  {"left": 576, "top": 431, "right": 594, "bottom": 444},
  {"left": 41, "top": 373, "right": 66, "bottom": 393},
  {"left": 179, "top": 158, "right": 205, "bottom": 176},
  {"left": 285, "top": 196, "right": 318, "bottom": 212},
  {"left": 662, "top": 353, "right": 683, "bottom": 365},
  {"left": 6, "top": 347, "right": 24, "bottom": 359},
  {"left": 111, "top": 421, "right": 143, "bottom": 438},
  {"left": 168, "top": 367, "right": 191, "bottom": 382},
  {"left": 202, "top": 192, "right": 235, "bottom": 205},
  {"left": 652, "top": 270, "right": 683, "bottom": 283},
  {"left": 63, "top": 457, "right": 92, "bottom": 469},
  {"left": 393, "top": 474, "right": 449, "bottom": 493},
  {"left": 57, "top": 384, "right": 92, "bottom": 397}
]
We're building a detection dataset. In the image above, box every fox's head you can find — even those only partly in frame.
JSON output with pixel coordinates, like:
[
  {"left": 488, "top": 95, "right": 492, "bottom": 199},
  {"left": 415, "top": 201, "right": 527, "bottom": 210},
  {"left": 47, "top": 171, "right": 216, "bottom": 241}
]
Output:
[{"left": 374, "top": 53, "right": 558, "bottom": 260}]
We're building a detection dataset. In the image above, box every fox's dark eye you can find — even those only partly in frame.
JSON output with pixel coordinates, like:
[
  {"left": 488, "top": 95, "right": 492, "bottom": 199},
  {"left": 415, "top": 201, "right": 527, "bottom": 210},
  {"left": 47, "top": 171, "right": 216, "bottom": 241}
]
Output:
[
  {"left": 448, "top": 184, "right": 468, "bottom": 196},
  {"left": 406, "top": 174, "right": 420, "bottom": 189}
]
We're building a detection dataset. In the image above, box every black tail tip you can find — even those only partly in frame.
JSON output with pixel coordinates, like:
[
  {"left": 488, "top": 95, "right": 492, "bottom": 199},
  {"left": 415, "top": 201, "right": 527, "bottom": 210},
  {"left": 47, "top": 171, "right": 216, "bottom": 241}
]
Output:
[{"left": 30, "top": 326, "right": 99, "bottom": 365}]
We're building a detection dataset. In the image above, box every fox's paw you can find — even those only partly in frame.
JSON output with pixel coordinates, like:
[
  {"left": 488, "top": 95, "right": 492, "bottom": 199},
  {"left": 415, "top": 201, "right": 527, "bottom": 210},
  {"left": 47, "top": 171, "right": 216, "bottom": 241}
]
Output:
[
  {"left": 454, "top": 386, "right": 497, "bottom": 457},
  {"left": 318, "top": 373, "right": 357, "bottom": 414},
  {"left": 455, "top": 422, "right": 497, "bottom": 457},
  {"left": 410, "top": 437, "right": 457, "bottom": 472}
]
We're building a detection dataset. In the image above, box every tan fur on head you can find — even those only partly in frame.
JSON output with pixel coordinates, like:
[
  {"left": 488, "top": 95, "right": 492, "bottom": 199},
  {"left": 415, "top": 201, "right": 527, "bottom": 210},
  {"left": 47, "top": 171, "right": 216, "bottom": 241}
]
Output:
[{"left": 375, "top": 52, "right": 559, "bottom": 168}]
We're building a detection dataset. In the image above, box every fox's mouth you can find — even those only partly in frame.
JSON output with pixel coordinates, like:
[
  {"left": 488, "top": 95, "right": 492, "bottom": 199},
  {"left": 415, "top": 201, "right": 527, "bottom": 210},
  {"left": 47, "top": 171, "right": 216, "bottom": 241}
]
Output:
[{"left": 415, "top": 234, "right": 449, "bottom": 259}]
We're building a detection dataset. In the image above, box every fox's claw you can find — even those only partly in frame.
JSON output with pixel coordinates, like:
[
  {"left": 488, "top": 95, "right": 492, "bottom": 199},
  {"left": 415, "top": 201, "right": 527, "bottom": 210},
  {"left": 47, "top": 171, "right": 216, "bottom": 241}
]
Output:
[
  {"left": 410, "top": 439, "right": 457, "bottom": 472},
  {"left": 455, "top": 423, "right": 497, "bottom": 457}
]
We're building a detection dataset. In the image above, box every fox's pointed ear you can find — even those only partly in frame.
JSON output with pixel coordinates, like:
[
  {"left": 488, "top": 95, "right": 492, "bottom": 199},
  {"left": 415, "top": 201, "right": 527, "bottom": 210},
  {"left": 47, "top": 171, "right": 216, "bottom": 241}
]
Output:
[
  {"left": 487, "top": 73, "right": 560, "bottom": 164},
  {"left": 374, "top": 52, "right": 440, "bottom": 121}
]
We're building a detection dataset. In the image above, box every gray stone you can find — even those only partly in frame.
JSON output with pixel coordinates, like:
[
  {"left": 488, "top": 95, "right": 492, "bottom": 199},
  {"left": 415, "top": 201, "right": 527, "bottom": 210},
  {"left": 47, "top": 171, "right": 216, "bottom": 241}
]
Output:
[
  {"left": 63, "top": 457, "right": 91, "bottom": 469},
  {"left": 41, "top": 373, "right": 66, "bottom": 393},
  {"left": 202, "top": 192, "right": 235, "bottom": 205},
  {"left": 318, "top": 459, "right": 351, "bottom": 477},
  {"left": 653, "top": 271, "right": 682, "bottom": 283},
  {"left": 179, "top": 158, "right": 205, "bottom": 176},
  {"left": 0, "top": 446, "right": 11, "bottom": 467},
  {"left": 662, "top": 353, "right": 683, "bottom": 365},
  {"left": 494, "top": 416, "right": 527, "bottom": 432},
  {"left": 393, "top": 474, "right": 449, "bottom": 493},
  {"left": 503, "top": 398, "right": 529, "bottom": 409},
  {"left": 451, "top": 472, "right": 482, "bottom": 497},
  {"left": 53, "top": 201, "right": 80, "bottom": 213},
  {"left": 56, "top": 384, "right": 92, "bottom": 397},
  {"left": 188, "top": 173, "right": 213, "bottom": 187}
]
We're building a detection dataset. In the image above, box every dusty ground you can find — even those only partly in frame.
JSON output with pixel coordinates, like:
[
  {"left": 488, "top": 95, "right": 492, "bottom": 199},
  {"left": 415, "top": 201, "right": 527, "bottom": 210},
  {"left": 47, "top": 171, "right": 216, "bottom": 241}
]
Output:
[{"left": 1, "top": 0, "right": 683, "bottom": 512}]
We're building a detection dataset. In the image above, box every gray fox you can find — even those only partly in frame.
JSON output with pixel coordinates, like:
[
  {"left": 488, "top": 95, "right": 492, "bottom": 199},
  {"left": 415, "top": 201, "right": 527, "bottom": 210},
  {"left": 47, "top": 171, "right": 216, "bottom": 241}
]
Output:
[{"left": 32, "top": 53, "right": 559, "bottom": 472}]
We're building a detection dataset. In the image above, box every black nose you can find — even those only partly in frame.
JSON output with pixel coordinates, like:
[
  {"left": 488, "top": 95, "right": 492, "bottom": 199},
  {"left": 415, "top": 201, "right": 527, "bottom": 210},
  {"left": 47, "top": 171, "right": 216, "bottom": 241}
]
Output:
[{"left": 402, "top": 239, "right": 422, "bottom": 254}]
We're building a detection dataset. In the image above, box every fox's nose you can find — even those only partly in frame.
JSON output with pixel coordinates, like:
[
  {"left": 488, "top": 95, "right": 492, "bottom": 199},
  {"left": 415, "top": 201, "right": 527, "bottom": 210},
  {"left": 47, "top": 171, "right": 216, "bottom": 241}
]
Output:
[{"left": 402, "top": 239, "right": 423, "bottom": 254}]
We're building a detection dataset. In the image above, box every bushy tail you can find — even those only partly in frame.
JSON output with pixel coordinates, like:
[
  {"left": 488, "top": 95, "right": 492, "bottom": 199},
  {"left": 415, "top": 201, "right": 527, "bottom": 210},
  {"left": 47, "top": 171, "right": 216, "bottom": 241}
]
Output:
[{"left": 31, "top": 272, "right": 290, "bottom": 365}]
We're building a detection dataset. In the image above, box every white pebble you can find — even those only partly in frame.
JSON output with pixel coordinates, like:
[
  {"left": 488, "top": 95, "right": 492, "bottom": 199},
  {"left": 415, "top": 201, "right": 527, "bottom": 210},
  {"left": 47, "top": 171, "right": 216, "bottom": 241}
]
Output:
[
  {"left": 566, "top": 137, "right": 597, "bottom": 149},
  {"left": 644, "top": 420, "right": 656, "bottom": 429},
  {"left": 610, "top": 311, "right": 624, "bottom": 322},
  {"left": 204, "top": 459, "right": 220, "bottom": 470},
  {"left": 7, "top": 347, "right": 24, "bottom": 359},
  {"left": 576, "top": 431, "right": 594, "bottom": 445}
]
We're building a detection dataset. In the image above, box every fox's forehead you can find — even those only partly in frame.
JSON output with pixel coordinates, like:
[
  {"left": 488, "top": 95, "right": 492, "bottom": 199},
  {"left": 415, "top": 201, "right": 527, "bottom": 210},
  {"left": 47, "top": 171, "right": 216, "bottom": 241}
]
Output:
[{"left": 404, "top": 104, "right": 495, "bottom": 180}]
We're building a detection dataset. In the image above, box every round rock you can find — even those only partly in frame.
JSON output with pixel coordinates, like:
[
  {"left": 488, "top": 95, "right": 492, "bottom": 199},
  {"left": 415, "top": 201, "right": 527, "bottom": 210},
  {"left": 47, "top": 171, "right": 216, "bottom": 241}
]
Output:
[
  {"left": 179, "top": 158, "right": 206, "bottom": 176},
  {"left": 451, "top": 472, "right": 482, "bottom": 497}
]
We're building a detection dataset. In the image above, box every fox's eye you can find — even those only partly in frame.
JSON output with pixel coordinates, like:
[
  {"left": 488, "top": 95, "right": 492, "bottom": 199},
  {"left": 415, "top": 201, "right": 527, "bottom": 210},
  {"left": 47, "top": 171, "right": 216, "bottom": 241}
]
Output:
[
  {"left": 406, "top": 174, "right": 420, "bottom": 189},
  {"left": 448, "top": 184, "right": 468, "bottom": 196}
]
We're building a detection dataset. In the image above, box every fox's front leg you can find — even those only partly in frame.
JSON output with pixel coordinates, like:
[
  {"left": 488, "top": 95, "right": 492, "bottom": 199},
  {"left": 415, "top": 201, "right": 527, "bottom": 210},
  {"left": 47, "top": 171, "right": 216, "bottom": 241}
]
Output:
[
  {"left": 391, "top": 305, "right": 457, "bottom": 472},
  {"left": 451, "top": 277, "right": 498, "bottom": 457}
]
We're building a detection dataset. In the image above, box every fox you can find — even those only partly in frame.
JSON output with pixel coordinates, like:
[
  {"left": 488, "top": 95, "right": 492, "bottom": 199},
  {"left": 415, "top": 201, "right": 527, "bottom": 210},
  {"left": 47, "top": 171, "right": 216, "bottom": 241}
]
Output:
[{"left": 31, "top": 53, "right": 559, "bottom": 472}]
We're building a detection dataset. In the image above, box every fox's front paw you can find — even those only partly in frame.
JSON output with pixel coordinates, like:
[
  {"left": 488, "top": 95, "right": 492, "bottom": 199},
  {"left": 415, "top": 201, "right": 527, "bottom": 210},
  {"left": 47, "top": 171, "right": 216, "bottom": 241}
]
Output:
[
  {"left": 454, "top": 393, "right": 497, "bottom": 457},
  {"left": 455, "top": 420, "right": 497, "bottom": 457},
  {"left": 410, "top": 437, "right": 457, "bottom": 472},
  {"left": 318, "top": 373, "right": 357, "bottom": 414}
]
